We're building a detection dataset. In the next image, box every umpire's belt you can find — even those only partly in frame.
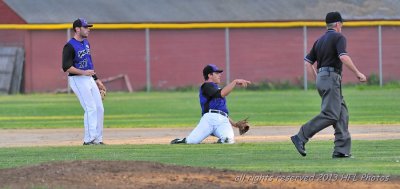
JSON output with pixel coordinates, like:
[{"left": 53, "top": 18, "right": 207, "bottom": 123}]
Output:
[
  {"left": 318, "top": 67, "right": 341, "bottom": 74},
  {"left": 209, "top": 109, "right": 229, "bottom": 117}
]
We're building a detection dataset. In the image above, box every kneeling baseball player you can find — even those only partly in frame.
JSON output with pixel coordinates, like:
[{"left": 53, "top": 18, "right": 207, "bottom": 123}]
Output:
[{"left": 171, "top": 64, "right": 251, "bottom": 144}]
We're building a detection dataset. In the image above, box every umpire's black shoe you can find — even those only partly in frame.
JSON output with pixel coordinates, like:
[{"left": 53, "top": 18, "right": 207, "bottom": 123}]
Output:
[
  {"left": 170, "top": 138, "right": 186, "bottom": 144},
  {"left": 332, "top": 152, "right": 352, "bottom": 159},
  {"left": 291, "top": 135, "right": 306, "bottom": 157}
]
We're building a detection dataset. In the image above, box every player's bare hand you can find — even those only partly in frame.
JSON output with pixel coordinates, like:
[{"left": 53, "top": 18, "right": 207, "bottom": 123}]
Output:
[
  {"left": 235, "top": 79, "right": 251, "bottom": 87},
  {"left": 96, "top": 80, "right": 106, "bottom": 91},
  {"left": 356, "top": 72, "right": 367, "bottom": 82},
  {"left": 83, "top": 70, "right": 95, "bottom": 76}
]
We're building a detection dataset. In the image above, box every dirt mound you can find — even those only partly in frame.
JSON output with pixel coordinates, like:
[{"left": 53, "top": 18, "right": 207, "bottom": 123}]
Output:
[{"left": 0, "top": 161, "right": 399, "bottom": 189}]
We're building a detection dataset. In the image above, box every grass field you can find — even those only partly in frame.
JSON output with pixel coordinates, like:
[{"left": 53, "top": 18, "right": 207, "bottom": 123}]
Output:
[
  {"left": 0, "top": 140, "right": 399, "bottom": 175},
  {"left": 0, "top": 86, "right": 399, "bottom": 176},
  {"left": 0, "top": 86, "right": 399, "bottom": 129}
]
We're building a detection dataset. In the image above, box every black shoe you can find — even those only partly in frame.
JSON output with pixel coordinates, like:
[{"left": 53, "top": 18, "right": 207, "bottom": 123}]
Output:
[
  {"left": 332, "top": 152, "right": 352, "bottom": 158},
  {"left": 97, "top": 142, "right": 106, "bottom": 145},
  {"left": 291, "top": 135, "right": 306, "bottom": 157},
  {"left": 170, "top": 138, "right": 186, "bottom": 144},
  {"left": 216, "top": 138, "right": 232, "bottom": 144},
  {"left": 83, "top": 141, "right": 95, "bottom": 145}
]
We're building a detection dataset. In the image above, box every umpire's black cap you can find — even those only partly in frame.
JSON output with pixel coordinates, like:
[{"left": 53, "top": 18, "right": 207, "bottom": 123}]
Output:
[
  {"left": 325, "top": 12, "right": 344, "bottom": 24},
  {"left": 73, "top": 18, "right": 93, "bottom": 28},
  {"left": 203, "top": 64, "right": 223, "bottom": 78}
]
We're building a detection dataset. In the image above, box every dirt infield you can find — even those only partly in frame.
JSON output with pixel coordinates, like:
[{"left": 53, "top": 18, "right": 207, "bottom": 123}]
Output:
[
  {"left": 1, "top": 125, "right": 399, "bottom": 147},
  {"left": 0, "top": 125, "right": 399, "bottom": 189}
]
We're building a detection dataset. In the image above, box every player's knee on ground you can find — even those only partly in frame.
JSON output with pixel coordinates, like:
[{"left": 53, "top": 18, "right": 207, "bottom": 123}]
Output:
[{"left": 186, "top": 136, "right": 201, "bottom": 144}]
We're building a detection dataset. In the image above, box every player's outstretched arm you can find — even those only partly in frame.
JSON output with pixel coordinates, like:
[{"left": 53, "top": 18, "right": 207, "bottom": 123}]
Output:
[{"left": 221, "top": 79, "right": 251, "bottom": 97}]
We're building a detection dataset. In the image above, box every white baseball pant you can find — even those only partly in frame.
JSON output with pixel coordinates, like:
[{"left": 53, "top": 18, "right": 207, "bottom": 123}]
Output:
[
  {"left": 186, "top": 112, "right": 234, "bottom": 144},
  {"left": 69, "top": 75, "right": 104, "bottom": 143}
]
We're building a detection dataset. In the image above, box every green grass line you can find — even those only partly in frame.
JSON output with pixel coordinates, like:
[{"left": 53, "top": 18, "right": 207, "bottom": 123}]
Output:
[
  {"left": 0, "top": 140, "right": 399, "bottom": 175},
  {"left": 0, "top": 87, "right": 399, "bottom": 129}
]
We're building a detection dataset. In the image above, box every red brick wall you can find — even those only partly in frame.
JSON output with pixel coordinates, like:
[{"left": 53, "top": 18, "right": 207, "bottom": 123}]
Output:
[
  {"left": 24, "top": 30, "right": 66, "bottom": 92},
  {"left": 230, "top": 28, "right": 304, "bottom": 84},
  {"left": 1, "top": 1, "right": 399, "bottom": 91},
  {"left": 340, "top": 27, "right": 380, "bottom": 83},
  {"left": 381, "top": 27, "right": 400, "bottom": 81},
  {"left": 23, "top": 27, "right": 400, "bottom": 92},
  {"left": 90, "top": 30, "right": 147, "bottom": 91},
  {"left": 150, "top": 29, "right": 225, "bottom": 88}
]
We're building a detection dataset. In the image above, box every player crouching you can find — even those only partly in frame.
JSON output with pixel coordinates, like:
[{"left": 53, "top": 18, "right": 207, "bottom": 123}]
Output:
[{"left": 171, "top": 64, "right": 251, "bottom": 144}]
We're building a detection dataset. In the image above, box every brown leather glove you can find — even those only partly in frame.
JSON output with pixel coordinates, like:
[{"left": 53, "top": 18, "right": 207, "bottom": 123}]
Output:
[{"left": 235, "top": 117, "right": 250, "bottom": 135}]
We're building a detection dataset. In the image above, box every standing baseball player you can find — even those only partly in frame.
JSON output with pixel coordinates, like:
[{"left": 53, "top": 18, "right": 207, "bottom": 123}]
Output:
[
  {"left": 62, "top": 18, "right": 106, "bottom": 145},
  {"left": 171, "top": 64, "right": 251, "bottom": 144},
  {"left": 291, "top": 12, "right": 366, "bottom": 158}
]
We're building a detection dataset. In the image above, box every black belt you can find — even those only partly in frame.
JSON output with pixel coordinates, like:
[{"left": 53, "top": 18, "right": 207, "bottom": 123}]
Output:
[
  {"left": 209, "top": 109, "right": 229, "bottom": 117},
  {"left": 318, "top": 67, "right": 341, "bottom": 74}
]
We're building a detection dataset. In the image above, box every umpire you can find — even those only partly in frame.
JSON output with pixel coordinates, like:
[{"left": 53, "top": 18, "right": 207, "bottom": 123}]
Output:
[{"left": 291, "top": 12, "right": 367, "bottom": 158}]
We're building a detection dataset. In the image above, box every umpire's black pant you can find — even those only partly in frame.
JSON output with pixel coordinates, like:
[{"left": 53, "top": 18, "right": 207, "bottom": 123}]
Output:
[{"left": 297, "top": 71, "right": 351, "bottom": 155}]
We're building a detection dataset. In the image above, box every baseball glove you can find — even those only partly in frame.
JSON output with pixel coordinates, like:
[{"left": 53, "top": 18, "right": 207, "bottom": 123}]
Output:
[{"left": 235, "top": 117, "right": 250, "bottom": 135}]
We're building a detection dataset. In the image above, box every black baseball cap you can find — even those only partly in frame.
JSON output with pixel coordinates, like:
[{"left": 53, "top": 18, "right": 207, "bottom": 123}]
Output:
[
  {"left": 73, "top": 18, "right": 93, "bottom": 28},
  {"left": 203, "top": 64, "right": 223, "bottom": 77},
  {"left": 325, "top": 12, "right": 344, "bottom": 24}
]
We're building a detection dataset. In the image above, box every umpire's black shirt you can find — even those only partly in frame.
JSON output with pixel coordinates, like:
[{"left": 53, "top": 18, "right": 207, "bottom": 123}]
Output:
[{"left": 304, "top": 29, "right": 347, "bottom": 73}]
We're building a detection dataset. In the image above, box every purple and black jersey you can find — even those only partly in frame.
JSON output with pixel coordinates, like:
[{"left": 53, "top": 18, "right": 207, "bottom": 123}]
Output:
[
  {"left": 62, "top": 38, "right": 97, "bottom": 80},
  {"left": 199, "top": 82, "right": 228, "bottom": 115},
  {"left": 68, "top": 38, "right": 94, "bottom": 70}
]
